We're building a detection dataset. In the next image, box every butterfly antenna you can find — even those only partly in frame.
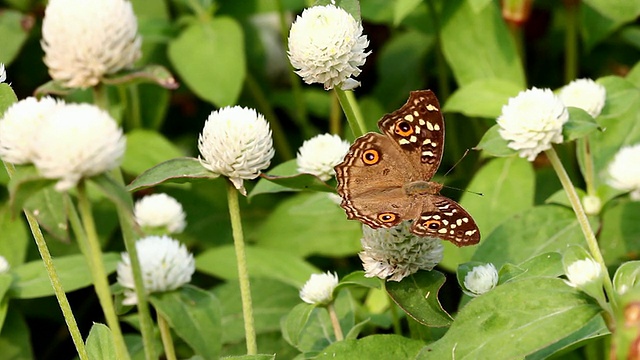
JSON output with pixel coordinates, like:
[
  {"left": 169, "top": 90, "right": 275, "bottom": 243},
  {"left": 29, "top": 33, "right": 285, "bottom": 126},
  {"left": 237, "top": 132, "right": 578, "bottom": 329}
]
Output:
[
  {"left": 441, "top": 148, "right": 484, "bottom": 196},
  {"left": 442, "top": 184, "right": 484, "bottom": 196}
]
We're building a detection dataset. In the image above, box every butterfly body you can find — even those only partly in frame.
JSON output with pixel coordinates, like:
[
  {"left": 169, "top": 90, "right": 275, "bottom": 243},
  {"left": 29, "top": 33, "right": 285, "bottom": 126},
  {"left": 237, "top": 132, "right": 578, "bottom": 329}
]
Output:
[{"left": 334, "top": 90, "right": 480, "bottom": 246}]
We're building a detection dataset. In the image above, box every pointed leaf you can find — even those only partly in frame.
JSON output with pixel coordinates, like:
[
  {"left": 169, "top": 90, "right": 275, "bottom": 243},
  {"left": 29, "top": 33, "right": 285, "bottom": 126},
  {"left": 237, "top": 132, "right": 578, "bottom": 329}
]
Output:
[
  {"left": 8, "top": 165, "right": 57, "bottom": 216},
  {"left": 315, "top": 334, "right": 424, "bottom": 359},
  {"left": 476, "top": 124, "right": 517, "bottom": 157},
  {"left": 444, "top": 78, "right": 523, "bottom": 118},
  {"left": 0, "top": 83, "right": 18, "bottom": 116},
  {"left": 126, "top": 157, "right": 217, "bottom": 192},
  {"left": 386, "top": 270, "right": 452, "bottom": 327},
  {"left": 102, "top": 64, "right": 178, "bottom": 89},
  {"left": 86, "top": 323, "right": 116, "bottom": 360},
  {"left": 122, "top": 129, "right": 184, "bottom": 176},
  {"left": 563, "top": 107, "right": 600, "bottom": 141},
  {"left": 250, "top": 159, "right": 335, "bottom": 198},
  {"left": 91, "top": 173, "right": 133, "bottom": 211}
]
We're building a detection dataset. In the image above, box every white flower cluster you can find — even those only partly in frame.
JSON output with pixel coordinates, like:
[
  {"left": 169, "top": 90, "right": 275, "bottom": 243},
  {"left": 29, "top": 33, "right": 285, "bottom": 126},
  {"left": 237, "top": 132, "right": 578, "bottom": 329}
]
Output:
[
  {"left": 559, "top": 78, "right": 606, "bottom": 118},
  {"left": 0, "top": 256, "right": 10, "bottom": 274},
  {"left": 0, "top": 97, "right": 125, "bottom": 191},
  {"left": 288, "top": 5, "right": 370, "bottom": 90},
  {"left": 134, "top": 193, "right": 187, "bottom": 234},
  {"left": 0, "top": 63, "right": 6, "bottom": 83},
  {"left": 41, "top": 0, "right": 141, "bottom": 88},
  {"left": 565, "top": 258, "right": 602, "bottom": 288},
  {"left": 359, "top": 222, "right": 443, "bottom": 282},
  {"left": 463, "top": 263, "right": 498, "bottom": 296},
  {"left": 608, "top": 144, "right": 640, "bottom": 200},
  {"left": 117, "top": 235, "right": 195, "bottom": 305},
  {"left": 296, "top": 133, "right": 351, "bottom": 181},
  {"left": 299, "top": 271, "right": 339, "bottom": 305},
  {"left": 198, "top": 106, "right": 275, "bottom": 195}
]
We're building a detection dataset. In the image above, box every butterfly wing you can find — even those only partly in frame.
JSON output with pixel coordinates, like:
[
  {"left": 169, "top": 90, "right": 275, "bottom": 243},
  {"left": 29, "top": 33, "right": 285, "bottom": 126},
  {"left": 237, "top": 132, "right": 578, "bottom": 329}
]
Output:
[{"left": 411, "top": 196, "right": 481, "bottom": 246}]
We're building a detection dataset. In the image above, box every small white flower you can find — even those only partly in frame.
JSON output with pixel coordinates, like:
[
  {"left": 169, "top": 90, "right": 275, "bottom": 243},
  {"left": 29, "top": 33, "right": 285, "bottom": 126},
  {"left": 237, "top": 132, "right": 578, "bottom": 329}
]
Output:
[
  {"left": 288, "top": 5, "right": 370, "bottom": 90},
  {"left": 0, "top": 97, "right": 64, "bottom": 165},
  {"left": 32, "top": 103, "right": 126, "bottom": 191},
  {"left": 359, "top": 222, "right": 443, "bottom": 282},
  {"left": 41, "top": 0, "right": 141, "bottom": 88},
  {"left": 0, "top": 63, "right": 6, "bottom": 83},
  {"left": 608, "top": 144, "right": 640, "bottom": 200},
  {"left": 0, "top": 256, "right": 10, "bottom": 274},
  {"left": 463, "top": 263, "right": 498, "bottom": 296},
  {"left": 134, "top": 193, "right": 187, "bottom": 234},
  {"left": 559, "top": 78, "right": 606, "bottom": 118},
  {"left": 117, "top": 235, "right": 195, "bottom": 305},
  {"left": 582, "top": 195, "right": 602, "bottom": 215},
  {"left": 565, "top": 258, "right": 602, "bottom": 288},
  {"left": 297, "top": 133, "right": 351, "bottom": 181},
  {"left": 497, "top": 87, "right": 568, "bottom": 161},
  {"left": 299, "top": 271, "right": 339, "bottom": 305},
  {"left": 198, "top": 106, "right": 275, "bottom": 195}
]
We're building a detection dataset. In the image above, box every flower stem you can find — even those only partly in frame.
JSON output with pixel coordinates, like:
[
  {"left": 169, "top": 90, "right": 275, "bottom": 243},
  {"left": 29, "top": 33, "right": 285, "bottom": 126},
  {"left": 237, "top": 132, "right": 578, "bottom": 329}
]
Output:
[
  {"left": 157, "top": 312, "right": 177, "bottom": 360},
  {"left": 330, "top": 91, "right": 341, "bottom": 135},
  {"left": 76, "top": 180, "right": 131, "bottom": 360},
  {"left": 564, "top": 0, "right": 579, "bottom": 83},
  {"left": 425, "top": 0, "right": 450, "bottom": 97},
  {"left": 3, "top": 163, "right": 89, "bottom": 360},
  {"left": 545, "top": 148, "right": 617, "bottom": 311},
  {"left": 334, "top": 88, "right": 366, "bottom": 137},
  {"left": 226, "top": 180, "right": 257, "bottom": 354},
  {"left": 580, "top": 139, "right": 597, "bottom": 196},
  {"left": 327, "top": 302, "right": 344, "bottom": 341}
]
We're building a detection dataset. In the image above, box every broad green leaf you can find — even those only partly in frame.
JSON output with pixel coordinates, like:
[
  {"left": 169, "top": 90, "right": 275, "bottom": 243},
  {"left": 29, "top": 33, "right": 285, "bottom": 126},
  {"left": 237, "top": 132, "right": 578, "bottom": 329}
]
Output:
[
  {"left": 281, "top": 303, "right": 315, "bottom": 350},
  {"left": 122, "top": 129, "right": 184, "bottom": 176},
  {"left": 315, "top": 334, "right": 424, "bottom": 359},
  {"left": 581, "top": 3, "right": 631, "bottom": 50},
  {"left": 613, "top": 261, "right": 640, "bottom": 294},
  {"left": 0, "top": 10, "right": 31, "bottom": 64},
  {"left": 255, "top": 192, "right": 361, "bottom": 257},
  {"left": 8, "top": 165, "right": 57, "bottom": 216},
  {"left": 526, "top": 315, "right": 608, "bottom": 360},
  {"left": 476, "top": 125, "right": 517, "bottom": 157},
  {"left": 91, "top": 174, "right": 134, "bottom": 212},
  {"left": 600, "top": 201, "right": 640, "bottom": 266},
  {"left": 500, "top": 252, "right": 564, "bottom": 284},
  {"left": 386, "top": 271, "right": 452, "bottom": 327},
  {"left": 0, "top": 275, "right": 12, "bottom": 329},
  {"left": 196, "top": 245, "right": 319, "bottom": 288},
  {"left": 10, "top": 253, "right": 120, "bottom": 299},
  {"left": 336, "top": 271, "right": 382, "bottom": 292},
  {"left": 0, "top": 202, "right": 29, "bottom": 266},
  {"left": 0, "top": 311, "right": 33, "bottom": 359},
  {"left": 393, "top": 0, "right": 422, "bottom": 26},
  {"left": 471, "top": 206, "right": 588, "bottom": 269},
  {"left": 583, "top": 0, "right": 640, "bottom": 24},
  {"left": 23, "top": 186, "right": 69, "bottom": 241},
  {"left": 314, "top": 0, "right": 361, "bottom": 21},
  {"left": 168, "top": 17, "right": 245, "bottom": 107},
  {"left": 444, "top": 78, "right": 523, "bottom": 118},
  {"left": 222, "top": 355, "right": 275, "bottom": 360},
  {"left": 86, "top": 323, "right": 116, "bottom": 360},
  {"left": 440, "top": 0, "right": 525, "bottom": 87},
  {"left": 150, "top": 286, "right": 221, "bottom": 359},
  {"left": 563, "top": 107, "right": 600, "bottom": 141},
  {"left": 126, "top": 157, "right": 217, "bottom": 192},
  {"left": 420, "top": 278, "right": 601, "bottom": 359},
  {"left": 627, "top": 60, "right": 640, "bottom": 87},
  {"left": 250, "top": 160, "right": 335, "bottom": 198},
  {"left": 0, "top": 83, "right": 18, "bottom": 116}
]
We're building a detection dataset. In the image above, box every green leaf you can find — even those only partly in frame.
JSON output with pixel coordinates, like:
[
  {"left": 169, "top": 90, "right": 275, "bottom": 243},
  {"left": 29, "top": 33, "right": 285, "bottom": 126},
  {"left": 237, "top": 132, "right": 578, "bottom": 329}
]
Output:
[
  {"left": 196, "top": 245, "right": 320, "bottom": 288},
  {"left": 583, "top": 0, "right": 640, "bottom": 23},
  {"left": 7, "top": 165, "right": 57, "bottom": 216},
  {"left": 281, "top": 303, "right": 315, "bottom": 350},
  {"left": 126, "top": 157, "right": 217, "bottom": 192},
  {"left": 500, "top": 252, "right": 564, "bottom": 284},
  {"left": 313, "top": 0, "right": 361, "bottom": 21},
  {"left": 0, "top": 83, "right": 18, "bottom": 117},
  {"left": 86, "top": 323, "right": 116, "bottom": 360},
  {"left": 440, "top": 0, "right": 525, "bottom": 87},
  {"left": 255, "top": 192, "right": 362, "bottom": 257},
  {"left": 168, "top": 17, "right": 245, "bottom": 107},
  {"left": 315, "top": 334, "right": 424, "bottom": 359},
  {"left": 0, "top": 311, "right": 33, "bottom": 359},
  {"left": 250, "top": 160, "right": 335, "bottom": 198},
  {"left": 91, "top": 174, "right": 134, "bottom": 211},
  {"left": 122, "top": 129, "right": 184, "bottom": 176},
  {"left": 421, "top": 278, "right": 601, "bottom": 358},
  {"left": 600, "top": 201, "right": 640, "bottom": 266},
  {"left": 563, "top": 107, "right": 600, "bottom": 141},
  {"left": 150, "top": 285, "right": 221, "bottom": 359},
  {"left": 336, "top": 271, "right": 382, "bottom": 292},
  {"left": 386, "top": 271, "right": 452, "bottom": 327},
  {"left": 476, "top": 124, "right": 517, "bottom": 157},
  {"left": 0, "top": 275, "right": 12, "bottom": 329},
  {"left": 613, "top": 261, "right": 640, "bottom": 294},
  {"left": 444, "top": 78, "right": 524, "bottom": 118},
  {"left": 102, "top": 64, "right": 178, "bottom": 89},
  {"left": 0, "top": 10, "right": 31, "bottom": 64},
  {"left": 222, "top": 355, "right": 275, "bottom": 360},
  {"left": 23, "top": 186, "right": 69, "bottom": 241},
  {"left": 526, "top": 315, "right": 608, "bottom": 360},
  {"left": 0, "top": 202, "right": 29, "bottom": 266},
  {"left": 10, "top": 253, "right": 120, "bottom": 299}
]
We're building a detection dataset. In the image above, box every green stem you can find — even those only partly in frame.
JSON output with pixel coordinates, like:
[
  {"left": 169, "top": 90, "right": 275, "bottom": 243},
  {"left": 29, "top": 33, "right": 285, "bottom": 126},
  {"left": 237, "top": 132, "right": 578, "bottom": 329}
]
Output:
[
  {"left": 334, "top": 88, "right": 366, "bottom": 137},
  {"left": 3, "top": 163, "right": 89, "bottom": 360},
  {"left": 564, "top": 0, "right": 579, "bottom": 83},
  {"left": 127, "top": 85, "right": 142, "bottom": 130},
  {"left": 226, "top": 180, "right": 257, "bottom": 354},
  {"left": 545, "top": 148, "right": 617, "bottom": 312},
  {"left": 157, "top": 312, "right": 177, "bottom": 360},
  {"left": 425, "top": 0, "right": 450, "bottom": 97},
  {"left": 93, "top": 84, "right": 109, "bottom": 111},
  {"left": 330, "top": 91, "right": 341, "bottom": 135},
  {"left": 76, "top": 181, "right": 131, "bottom": 360},
  {"left": 327, "top": 302, "right": 344, "bottom": 341},
  {"left": 580, "top": 139, "right": 597, "bottom": 196}
]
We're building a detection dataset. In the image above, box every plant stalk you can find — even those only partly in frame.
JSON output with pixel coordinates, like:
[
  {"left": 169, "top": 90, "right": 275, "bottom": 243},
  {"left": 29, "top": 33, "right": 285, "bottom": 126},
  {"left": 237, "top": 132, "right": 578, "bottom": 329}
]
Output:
[
  {"left": 158, "top": 312, "right": 177, "bottom": 360},
  {"left": 334, "top": 88, "right": 366, "bottom": 137},
  {"left": 327, "top": 302, "right": 344, "bottom": 341}
]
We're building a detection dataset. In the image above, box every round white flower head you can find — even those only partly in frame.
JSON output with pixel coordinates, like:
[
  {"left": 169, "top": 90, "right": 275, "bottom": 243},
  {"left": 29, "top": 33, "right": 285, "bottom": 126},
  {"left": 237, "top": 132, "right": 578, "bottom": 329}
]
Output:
[
  {"left": 608, "top": 144, "right": 640, "bottom": 200},
  {"left": 582, "top": 195, "right": 602, "bottom": 215},
  {"left": 297, "top": 133, "right": 351, "bottom": 181},
  {"left": 359, "top": 222, "right": 444, "bottom": 282},
  {"left": 497, "top": 87, "right": 568, "bottom": 161},
  {"left": 0, "top": 256, "right": 10, "bottom": 274},
  {"left": 288, "top": 5, "right": 370, "bottom": 90},
  {"left": 299, "top": 271, "right": 339, "bottom": 305},
  {"left": 0, "top": 63, "right": 6, "bottom": 83},
  {"left": 198, "top": 106, "right": 275, "bottom": 195},
  {"left": 565, "top": 258, "right": 602, "bottom": 288},
  {"left": 463, "top": 263, "right": 498, "bottom": 296},
  {"left": 32, "top": 103, "right": 126, "bottom": 191},
  {"left": 41, "top": 0, "right": 141, "bottom": 88},
  {"left": 0, "top": 97, "right": 63, "bottom": 165},
  {"left": 559, "top": 78, "right": 606, "bottom": 118},
  {"left": 117, "top": 235, "right": 195, "bottom": 305},
  {"left": 134, "top": 193, "right": 187, "bottom": 234}
]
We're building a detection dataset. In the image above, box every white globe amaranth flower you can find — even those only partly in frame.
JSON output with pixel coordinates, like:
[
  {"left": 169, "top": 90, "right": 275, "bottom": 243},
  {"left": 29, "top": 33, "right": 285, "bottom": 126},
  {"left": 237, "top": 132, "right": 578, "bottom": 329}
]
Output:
[
  {"left": 288, "top": 5, "right": 370, "bottom": 90},
  {"left": 198, "top": 106, "right": 275, "bottom": 195},
  {"left": 565, "top": 258, "right": 602, "bottom": 288},
  {"left": 359, "top": 222, "right": 443, "bottom": 282},
  {"left": 582, "top": 195, "right": 602, "bottom": 215},
  {"left": 0, "top": 256, "right": 10, "bottom": 274},
  {"left": 497, "top": 87, "right": 568, "bottom": 161},
  {"left": 558, "top": 78, "right": 606, "bottom": 118},
  {"left": 299, "top": 271, "right": 339, "bottom": 305},
  {"left": 32, "top": 103, "right": 126, "bottom": 191},
  {"left": 297, "top": 133, "right": 351, "bottom": 181},
  {"left": 134, "top": 193, "right": 187, "bottom": 234},
  {"left": 0, "top": 63, "right": 5, "bottom": 83},
  {"left": 0, "top": 97, "right": 64, "bottom": 165},
  {"left": 608, "top": 144, "right": 640, "bottom": 200},
  {"left": 117, "top": 235, "right": 195, "bottom": 305},
  {"left": 463, "top": 263, "right": 498, "bottom": 296},
  {"left": 41, "top": 0, "right": 141, "bottom": 88}
]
